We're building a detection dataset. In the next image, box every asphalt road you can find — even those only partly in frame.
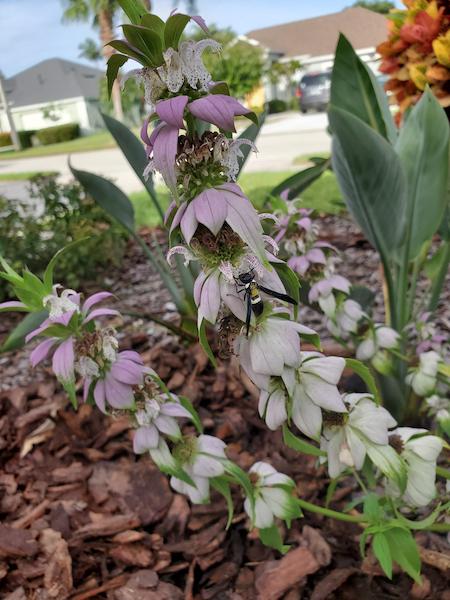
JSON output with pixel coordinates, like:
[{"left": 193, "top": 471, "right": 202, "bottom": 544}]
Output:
[{"left": 0, "top": 111, "right": 330, "bottom": 197}]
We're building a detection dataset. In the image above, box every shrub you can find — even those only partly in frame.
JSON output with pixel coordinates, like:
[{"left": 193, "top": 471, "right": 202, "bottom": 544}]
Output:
[
  {"left": 0, "top": 132, "right": 12, "bottom": 147},
  {"left": 18, "top": 130, "right": 36, "bottom": 149},
  {"left": 35, "top": 123, "right": 80, "bottom": 145},
  {"left": 267, "top": 99, "right": 287, "bottom": 114},
  {"left": 0, "top": 175, "right": 126, "bottom": 300}
]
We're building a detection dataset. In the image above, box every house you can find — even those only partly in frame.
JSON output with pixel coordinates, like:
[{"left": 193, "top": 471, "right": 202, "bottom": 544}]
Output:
[
  {"left": 246, "top": 7, "right": 389, "bottom": 102},
  {"left": 0, "top": 58, "right": 105, "bottom": 135}
]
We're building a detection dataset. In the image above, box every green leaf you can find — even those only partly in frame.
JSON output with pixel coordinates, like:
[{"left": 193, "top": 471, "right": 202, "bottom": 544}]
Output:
[
  {"left": 223, "top": 460, "right": 254, "bottom": 512},
  {"left": 259, "top": 525, "right": 290, "bottom": 554},
  {"left": 211, "top": 477, "right": 234, "bottom": 529},
  {"left": 117, "top": 0, "right": 145, "bottom": 24},
  {"left": 106, "top": 54, "right": 128, "bottom": 98},
  {"left": 1, "top": 310, "right": 47, "bottom": 353},
  {"left": 424, "top": 243, "right": 449, "bottom": 281},
  {"left": 102, "top": 113, "right": 164, "bottom": 222},
  {"left": 236, "top": 113, "right": 265, "bottom": 179},
  {"left": 108, "top": 40, "right": 147, "bottom": 65},
  {"left": 282, "top": 426, "right": 326, "bottom": 457},
  {"left": 384, "top": 527, "right": 421, "bottom": 583},
  {"left": 325, "top": 477, "right": 339, "bottom": 507},
  {"left": 345, "top": 358, "right": 380, "bottom": 403},
  {"left": 366, "top": 444, "right": 407, "bottom": 493},
  {"left": 331, "top": 34, "right": 396, "bottom": 144},
  {"left": 363, "top": 493, "right": 381, "bottom": 522},
  {"left": 61, "top": 378, "right": 77, "bottom": 409},
  {"left": 348, "top": 285, "right": 376, "bottom": 314},
  {"left": 395, "top": 88, "right": 450, "bottom": 261},
  {"left": 178, "top": 396, "right": 203, "bottom": 434},
  {"left": 270, "top": 159, "right": 330, "bottom": 200},
  {"left": 164, "top": 13, "right": 190, "bottom": 49},
  {"left": 373, "top": 532, "right": 393, "bottom": 579},
  {"left": 140, "top": 13, "right": 165, "bottom": 37},
  {"left": 198, "top": 320, "right": 217, "bottom": 367},
  {"left": 122, "top": 24, "right": 163, "bottom": 66},
  {"left": 69, "top": 163, "right": 135, "bottom": 234},
  {"left": 329, "top": 106, "right": 407, "bottom": 261},
  {"left": 271, "top": 262, "right": 300, "bottom": 320},
  {"left": 159, "top": 463, "right": 196, "bottom": 488}
]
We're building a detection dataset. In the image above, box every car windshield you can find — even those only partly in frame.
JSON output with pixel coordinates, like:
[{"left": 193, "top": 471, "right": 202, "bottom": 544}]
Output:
[{"left": 301, "top": 74, "right": 330, "bottom": 87}]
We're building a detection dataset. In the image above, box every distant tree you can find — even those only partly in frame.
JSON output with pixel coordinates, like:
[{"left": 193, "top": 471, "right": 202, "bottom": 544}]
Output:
[
  {"left": 267, "top": 59, "right": 301, "bottom": 88},
  {"left": 78, "top": 37, "right": 102, "bottom": 62},
  {"left": 190, "top": 26, "right": 265, "bottom": 99},
  {"left": 351, "top": 0, "right": 395, "bottom": 14},
  {"left": 61, "top": 0, "right": 124, "bottom": 120}
]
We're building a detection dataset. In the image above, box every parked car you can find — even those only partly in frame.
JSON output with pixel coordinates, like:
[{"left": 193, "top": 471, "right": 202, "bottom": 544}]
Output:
[{"left": 296, "top": 72, "right": 331, "bottom": 113}]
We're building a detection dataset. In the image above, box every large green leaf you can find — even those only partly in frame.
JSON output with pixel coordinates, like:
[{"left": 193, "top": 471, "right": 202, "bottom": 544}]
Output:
[
  {"left": 70, "top": 164, "right": 135, "bottom": 233},
  {"left": 331, "top": 34, "right": 396, "bottom": 144},
  {"left": 117, "top": 0, "right": 146, "bottom": 24},
  {"left": 236, "top": 113, "right": 266, "bottom": 178},
  {"left": 102, "top": 113, "right": 164, "bottom": 222},
  {"left": 122, "top": 24, "right": 163, "bottom": 66},
  {"left": 1, "top": 310, "right": 47, "bottom": 353},
  {"left": 384, "top": 527, "right": 421, "bottom": 584},
  {"left": 270, "top": 159, "right": 330, "bottom": 200},
  {"left": 107, "top": 40, "right": 147, "bottom": 65},
  {"left": 106, "top": 54, "right": 128, "bottom": 98},
  {"left": 395, "top": 89, "right": 450, "bottom": 261},
  {"left": 164, "top": 13, "right": 190, "bottom": 49},
  {"left": 329, "top": 106, "right": 407, "bottom": 260}
]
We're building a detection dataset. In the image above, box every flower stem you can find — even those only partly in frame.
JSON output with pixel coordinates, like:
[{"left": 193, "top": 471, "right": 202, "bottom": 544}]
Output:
[
  {"left": 296, "top": 498, "right": 365, "bottom": 523},
  {"left": 436, "top": 466, "right": 450, "bottom": 480}
]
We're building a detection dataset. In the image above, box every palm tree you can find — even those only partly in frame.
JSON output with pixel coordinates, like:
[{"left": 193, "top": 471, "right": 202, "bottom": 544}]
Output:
[{"left": 62, "top": 0, "right": 125, "bottom": 120}]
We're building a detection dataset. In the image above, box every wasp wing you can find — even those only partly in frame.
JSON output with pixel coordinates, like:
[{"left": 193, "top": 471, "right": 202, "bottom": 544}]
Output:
[
  {"left": 245, "top": 291, "right": 252, "bottom": 337},
  {"left": 258, "top": 285, "right": 298, "bottom": 305}
]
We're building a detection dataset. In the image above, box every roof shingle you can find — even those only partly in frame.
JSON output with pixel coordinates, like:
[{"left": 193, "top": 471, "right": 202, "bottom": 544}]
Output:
[{"left": 246, "top": 7, "right": 388, "bottom": 58}]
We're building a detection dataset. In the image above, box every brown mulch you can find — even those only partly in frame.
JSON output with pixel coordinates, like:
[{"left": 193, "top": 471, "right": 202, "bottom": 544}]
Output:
[{"left": 0, "top": 217, "right": 449, "bottom": 598}]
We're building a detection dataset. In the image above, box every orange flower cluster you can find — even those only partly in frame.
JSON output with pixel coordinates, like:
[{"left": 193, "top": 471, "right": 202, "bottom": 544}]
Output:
[{"left": 377, "top": 0, "right": 450, "bottom": 122}]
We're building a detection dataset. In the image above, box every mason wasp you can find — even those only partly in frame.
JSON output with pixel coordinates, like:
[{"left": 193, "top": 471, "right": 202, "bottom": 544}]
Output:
[{"left": 235, "top": 270, "right": 298, "bottom": 336}]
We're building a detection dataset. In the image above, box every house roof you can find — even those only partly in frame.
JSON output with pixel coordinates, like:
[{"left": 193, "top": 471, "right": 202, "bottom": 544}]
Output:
[
  {"left": 246, "top": 7, "right": 388, "bottom": 58},
  {"left": 3, "top": 58, "right": 104, "bottom": 108}
]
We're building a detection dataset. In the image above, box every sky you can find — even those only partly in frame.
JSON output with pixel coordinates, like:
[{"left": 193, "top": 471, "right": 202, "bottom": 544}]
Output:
[{"left": 0, "top": 0, "right": 404, "bottom": 77}]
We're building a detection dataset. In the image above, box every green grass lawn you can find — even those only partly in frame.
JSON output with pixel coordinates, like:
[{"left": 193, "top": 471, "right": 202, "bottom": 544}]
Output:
[
  {"left": 0, "top": 170, "right": 58, "bottom": 181},
  {"left": 0, "top": 130, "right": 117, "bottom": 160},
  {"left": 130, "top": 170, "right": 344, "bottom": 229}
]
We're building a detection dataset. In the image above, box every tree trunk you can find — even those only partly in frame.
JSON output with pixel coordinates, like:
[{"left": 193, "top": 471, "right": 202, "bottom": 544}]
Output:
[{"left": 98, "top": 8, "right": 124, "bottom": 121}]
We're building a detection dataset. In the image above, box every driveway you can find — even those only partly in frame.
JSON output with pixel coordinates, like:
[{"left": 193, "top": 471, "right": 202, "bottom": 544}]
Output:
[{"left": 0, "top": 111, "right": 330, "bottom": 196}]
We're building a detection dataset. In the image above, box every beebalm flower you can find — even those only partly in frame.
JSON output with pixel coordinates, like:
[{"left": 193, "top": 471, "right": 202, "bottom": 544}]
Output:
[
  {"left": 28, "top": 291, "right": 119, "bottom": 387},
  {"left": 133, "top": 391, "right": 191, "bottom": 454},
  {"left": 169, "top": 435, "right": 227, "bottom": 504},
  {"left": 321, "top": 393, "right": 397, "bottom": 478},
  {"left": 213, "top": 135, "right": 257, "bottom": 181},
  {"left": 388, "top": 428, "right": 443, "bottom": 507},
  {"left": 406, "top": 350, "right": 441, "bottom": 396},
  {"left": 168, "top": 182, "right": 267, "bottom": 265},
  {"left": 258, "top": 354, "right": 346, "bottom": 435},
  {"left": 308, "top": 275, "right": 351, "bottom": 318},
  {"left": 357, "top": 326, "right": 400, "bottom": 361},
  {"left": 42, "top": 285, "right": 80, "bottom": 319},
  {"left": 244, "top": 462, "right": 299, "bottom": 529},
  {"left": 236, "top": 315, "right": 317, "bottom": 379},
  {"left": 327, "top": 299, "right": 365, "bottom": 338}
]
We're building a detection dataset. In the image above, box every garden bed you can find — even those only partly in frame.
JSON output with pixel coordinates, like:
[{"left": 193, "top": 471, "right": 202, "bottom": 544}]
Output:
[{"left": 0, "top": 217, "right": 449, "bottom": 599}]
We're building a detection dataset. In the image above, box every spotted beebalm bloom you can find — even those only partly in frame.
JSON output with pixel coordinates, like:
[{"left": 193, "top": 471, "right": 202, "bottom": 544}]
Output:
[
  {"left": 356, "top": 326, "right": 400, "bottom": 361},
  {"left": 258, "top": 353, "right": 346, "bottom": 435},
  {"left": 42, "top": 285, "right": 80, "bottom": 318},
  {"left": 244, "top": 462, "right": 299, "bottom": 529},
  {"left": 406, "top": 350, "right": 441, "bottom": 396},
  {"left": 168, "top": 182, "right": 267, "bottom": 265},
  {"left": 29, "top": 291, "right": 119, "bottom": 387},
  {"left": 387, "top": 428, "right": 443, "bottom": 507},
  {"left": 308, "top": 275, "right": 351, "bottom": 318},
  {"left": 321, "top": 393, "right": 397, "bottom": 478},
  {"left": 133, "top": 392, "right": 191, "bottom": 454},
  {"left": 169, "top": 435, "right": 227, "bottom": 503},
  {"left": 327, "top": 299, "right": 365, "bottom": 339},
  {"left": 236, "top": 315, "right": 317, "bottom": 380}
]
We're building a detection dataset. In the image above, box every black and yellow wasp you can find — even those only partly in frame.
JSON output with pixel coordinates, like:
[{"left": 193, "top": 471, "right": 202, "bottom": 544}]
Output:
[{"left": 235, "top": 270, "right": 298, "bottom": 336}]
